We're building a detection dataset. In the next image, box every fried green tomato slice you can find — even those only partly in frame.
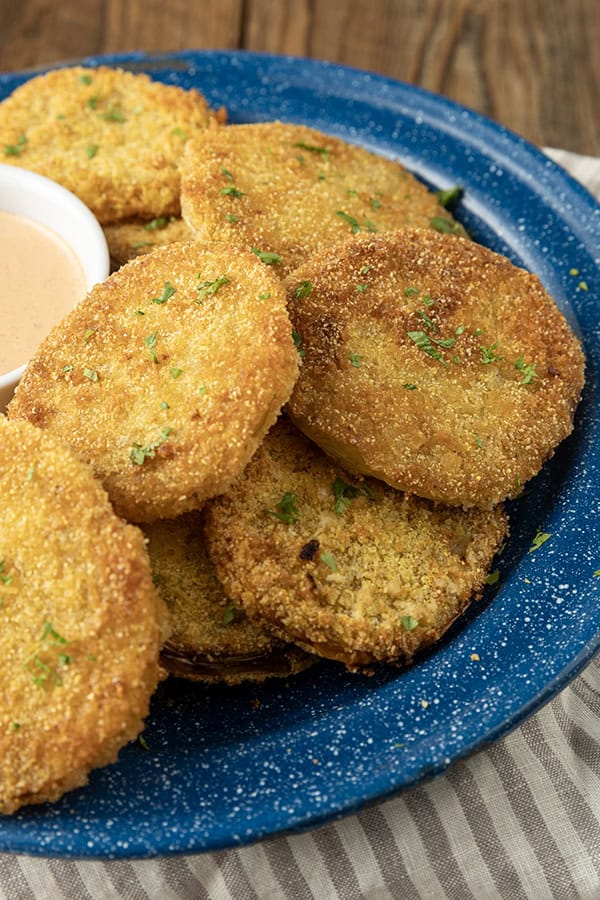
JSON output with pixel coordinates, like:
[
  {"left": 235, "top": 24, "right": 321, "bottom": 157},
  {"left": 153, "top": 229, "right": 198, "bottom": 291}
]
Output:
[
  {"left": 143, "top": 512, "right": 313, "bottom": 684},
  {"left": 204, "top": 419, "right": 508, "bottom": 672},
  {"left": 0, "top": 416, "right": 166, "bottom": 814},
  {"left": 285, "top": 229, "right": 585, "bottom": 508},
  {"left": 9, "top": 241, "right": 299, "bottom": 523},
  {"left": 0, "top": 65, "right": 223, "bottom": 223},
  {"left": 180, "top": 121, "right": 462, "bottom": 276},
  {"left": 103, "top": 216, "right": 194, "bottom": 268}
]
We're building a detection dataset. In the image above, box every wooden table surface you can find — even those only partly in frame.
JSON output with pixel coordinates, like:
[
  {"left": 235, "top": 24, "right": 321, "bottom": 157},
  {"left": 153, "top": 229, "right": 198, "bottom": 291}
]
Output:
[{"left": 2, "top": 0, "right": 599, "bottom": 157}]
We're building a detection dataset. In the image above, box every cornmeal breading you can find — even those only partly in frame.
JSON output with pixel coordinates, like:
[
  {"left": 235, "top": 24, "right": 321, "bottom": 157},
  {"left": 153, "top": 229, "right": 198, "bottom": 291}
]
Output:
[
  {"left": 8, "top": 241, "right": 299, "bottom": 522},
  {"left": 0, "top": 416, "right": 166, "bottom": 814},
  {"left": 144, "top": 512, "right": 313, "bottom": 684},
  {"left": 205, "top": 419, "right": 508, "bottom": 672},
  {"left": 180, "top": 121, "right": 463, "bottom": 276},
  {"left": 285, "top": 229, "right": 585, "bottom": 508},
  {"left": 103, "top": 216, "right": 194, "bottom": 267},
  {"left": 0, "top": 66, "right": 222, "bottom": 223}
]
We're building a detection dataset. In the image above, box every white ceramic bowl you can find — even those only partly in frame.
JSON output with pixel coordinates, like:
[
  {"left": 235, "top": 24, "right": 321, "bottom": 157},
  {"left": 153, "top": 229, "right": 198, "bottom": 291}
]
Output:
[{"left": 0, "top": 164, "right": 110, "bottom": 410}]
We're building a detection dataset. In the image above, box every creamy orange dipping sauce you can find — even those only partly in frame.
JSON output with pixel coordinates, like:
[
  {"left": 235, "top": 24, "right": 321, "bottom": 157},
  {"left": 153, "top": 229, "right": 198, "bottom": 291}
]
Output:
[{"left": 0, "top": 210, "right": 87, "bottom": 373}]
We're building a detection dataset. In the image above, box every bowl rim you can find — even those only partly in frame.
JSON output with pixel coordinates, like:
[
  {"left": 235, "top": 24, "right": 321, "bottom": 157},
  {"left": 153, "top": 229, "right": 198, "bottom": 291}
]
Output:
[{"left": 0, "top": 164, "right": 110, "bottom": 393}]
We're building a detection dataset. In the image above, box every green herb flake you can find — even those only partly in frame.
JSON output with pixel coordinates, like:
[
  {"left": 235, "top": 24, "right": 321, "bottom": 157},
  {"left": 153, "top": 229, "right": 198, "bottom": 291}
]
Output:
[
  {"left": 349, "top": 352, "right": 363, "bottom": 368},
  {"left": 222, "top": 605, "right": 236, "bottom": 625},
  {"left": 578, "top": 281, "right": 589, "bottom": 291},
  {"left": 83, "top": 367, "right": 98, "bottom": 382},
  {"left": 355, "top": 283, "right": 369, "bottom": 293},
  {"left": 220, "top": 167, "right": 234, "bottom": 180},
  {"left": 11, "top": 722, "right": 20, "bottom": 731},
  {"left": 87, "top": 96, "right": 98, "bottom": 110},
  {"left": 593, "top": 570, "right": 600, "bottom": 577},
  {"left": 403, "top": 383, "right": 417, "bottom": 390},
  {"left": 455, "top": 325, "right": 466, "bottom": 335},
  {"left": 138, "top": 734, "right": 150, "bottom": 751},
  {"left": 528, "top": 530, "right": 551, "bottom": 553},
  {"left": 332, "top": 478, "right": 359, "bottom": 515},
  {"left": 360, "top": 265, "right": 371, "bottom": 276},
  {"left": 220, "top": 185, "right": 244, "bottom": 199},
  {"left": 4, "top": 134, "right": 27, "bottom": 156},
  {"left": 258, "top": 292, "right": 272, "bottom": 300},
  {"left": 293, "top": 141, "right": 329, "bottom": 156},
  {"left": 418, "top": 309, "right": 435, "bottom": 330},
  {"left": 481, "top": 342, "right": 503, "bottom": 365},
  {"left": 41, "top": 621, "right": 68, "bottom": 645},
  {"left": 171, "top": 127, "right": 187, "bottom": 139},
  {"left": 405, "top": 287, "right": 419, "bottom": 297},
  {"left": 83, "top": 327, "right": 95, "bottom": 342},
  {"left": 0, "top": 561, "right": 13, "bottom": 586},
  {"left": 295, "top": 281, "right": 312, "bottom": 299},
  {"left": 514, "top": 356, "right": 537, "bottom": 384},
  {"left": 86, "top": 144, "right": 98, "bottom": 159},
  {"left": 268, "top": 492, "right": 300, "bottom": 525},
  {"left": 435, "top": 185, "right": 463, "bottom": 208},
  {"left": 225, "top": 212, "right": 239, "bottom": 224},
  {"left": 292, "top": 329, "right": 306, "bottom": 357},
  {"left": 79, "top": 73, "right": 93, "bottom": 85},
  {"left": 170, "top": 367, "right": 183, "bottom": 380},
  {"left": 151, "top": 281, "right": 176, "bottom": 305},
  {"left": 407, "top": 330, "right": 446, "bottom": 364},
  {"left": 144, "top": 330, "right": 159, "bottom": 363},
  {"left": 430, "top": 216, "right": 463, "bottom": 235},
  {"left": 400, "top": 615, "right": 419, "bottom": 631},
  {"left": 160, "top": 401, "right": 170, "bottom": 410},
  {"left": 252, "top": 248, "right": 282, "bottom": 266},
  {"left": 130, "top": 427, "right": 173, "bottom": 466},
  {"left": 144, "top": 217, "right": 169, "bottom": 231},
  {"left": 485, "top": 569, "right": 500, "bottom": 585},
  {"left": 25, "top": 464, "right": 36, "bottom": 482},
  {"left": 63, "top": 364, "right": 74, "bottom": 373},
  {"left": 370, "top": 196, "right": 382, "bottom": 210},
  {"left": 320, "top": 551, "right": 337, "bottom": 571},
  {"left": 335, "top": 210, "right": 361, "bottom": 234},
  {"left": 100, "top": 106, "right": 126, "bottom": 123},
  {"left": 197, "top": 274, "right": 230, "bottom": 302}
]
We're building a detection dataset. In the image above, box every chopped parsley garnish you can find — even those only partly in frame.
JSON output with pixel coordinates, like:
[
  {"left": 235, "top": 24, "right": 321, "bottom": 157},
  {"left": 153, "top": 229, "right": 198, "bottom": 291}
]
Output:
[
  {"left": 528, "top": 530, "right": 551, "bottom": 553},
  {"left": 514, "top": 356, "right": 537, "bottom": 384},
  {"left": 138, "top": 734, "right": 150, "bottom": 751},
  {"left": 320, "top": 551, "right": 337, "bottom": 571},
  {"left": 83, "top": 328, "right": 95, "bottom": 342},
  {"left": 225, "top": 213, "right": 239, "bottom": 224},
  {"left": 130, "top": 428, "right": 172, "bottom": 466},
  {"left": 292, "top": 329, "right": 305, "bottom": 357},
  {"left": 144, "top": 330, "right": 159, "bottom": 363},
  {"left": 0, "top": 561, "right": 13, "bottom": 585},
  {"left": 82, "top": 367, "right": 98, "bottom": 382},
  {"left": 418, "top": 309, "right": 436, "bottom": 330},
  {"left": 87, "top": 97, "right": 98, "bottom": 110},
  {"left": 100, "top": 106, "right": 126, "bottom": 122},
  {"left": 268, "top": 492, "right": 300, "bottom": 525},
  {"left": 293, "top": 141, "right": 329, "bottom": 156},
  {"left": 485, "top": 569, "right": 500, "bottom": 585},
  {"left": 151, "top": 281, "right": 176, "bottom": 305},
  {"left": 332, "top": 478, "right": 359, "bottom": 515},
  {"left": 430, "top": 216, "right": 463, "bottom": 235},
  {"left": 4, "top": 134, "right": 27, "bottom": 156},
  {"left": 144, "top": 217, "right": 169, "bottom": 231},
  {"left": 405, "top": 287, "right": 420, "bottom": 297},
  {"left": 435, "top": 185, "right": 463, "bottom": 208},
  {"left": 295, "top": 281, "right": 312, "bottom": 299},
  {"left": 26, "top": 464, "right": 35, "bottom": 482},
  {"left": 335, "top": 210, "right": 361, "bottom": 234},
  {"left": 403, "top": 383, "right": 417, "bottom": 390},
  {"left": 370, "top": 196, "right": 382, "bottom": 210},
  {"left": 197, "top": 274, "right": 230, "bottom": 302},
  {"left": 220, "top": 185, "right": 244, "bottom": 198},
  {"left": 252, "top": 248, "right": 282, "bottom": 266},
  {"left": 170, "top": 367, "right": 183, "bottom": 379},
  {"left": 222, "top": 605, "right": 236, "bottom": 625},
  {"left": 86, "top": 144, "right": 98, "bottom": 159},
  {"left": 349, "top": 352, "right": 363, "bottom": 368},
  {"left": 259, "top": 292, "right": 272, "bottom": 300},
  {"left": 171, "top": 127, "right": 187, "bottom": 139},
  {"left": 407, "top": 330, "right": 446, "bottom": 364},
  {"left": 481, "top": 342, "right": 503, "bottom": 365},
  {"left": 220, "top": 167, "right": 234, "bottom": 180},
  {"left": 400, "top": 615, "right": 419, "bottom": 631},
  {"left": 63, "top": 364, "right": 74, "bottom": 373},
  {"left": 79, "top": 73, "right": 93, "bottom": 85},
  {"left": 355, "top": 283, "right": 369, "bottom": 293}
]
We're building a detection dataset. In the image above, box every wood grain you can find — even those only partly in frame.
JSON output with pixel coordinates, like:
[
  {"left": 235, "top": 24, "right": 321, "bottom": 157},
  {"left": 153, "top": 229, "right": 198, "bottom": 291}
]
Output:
[{"left": 0, "top": 0, "right": 598, "bottom": 155}]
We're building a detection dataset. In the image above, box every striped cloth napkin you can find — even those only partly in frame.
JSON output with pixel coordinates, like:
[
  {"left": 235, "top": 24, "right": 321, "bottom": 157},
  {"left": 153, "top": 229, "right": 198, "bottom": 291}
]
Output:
[{"left": 1, "top": 148, "right": 599, "bottom": 900}]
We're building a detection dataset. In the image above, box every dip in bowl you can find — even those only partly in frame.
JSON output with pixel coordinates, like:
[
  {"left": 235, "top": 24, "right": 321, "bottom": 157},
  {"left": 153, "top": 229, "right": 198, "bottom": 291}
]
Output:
[{"left": 0, "top": 164, "right": 109, "bottom": 410}]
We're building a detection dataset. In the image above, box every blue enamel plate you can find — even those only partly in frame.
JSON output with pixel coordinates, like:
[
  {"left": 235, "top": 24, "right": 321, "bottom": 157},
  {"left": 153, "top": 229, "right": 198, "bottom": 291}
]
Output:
[{"left": 0, "top": 50, "right": 598, "bottom": 859}]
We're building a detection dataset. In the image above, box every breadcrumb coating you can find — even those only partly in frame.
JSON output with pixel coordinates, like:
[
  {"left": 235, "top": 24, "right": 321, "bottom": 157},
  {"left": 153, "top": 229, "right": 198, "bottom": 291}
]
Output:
[
  {"left": 103, "top": 216, "right": 194, "bottom": 267},
  {"left": 0, "top": 65, "right": 222, "bottom": 223},
  {"left": 9, "top": 241, "right": 299, "bottom": 522},
  {"left": 0, "top": 416, "right": 166, "bottom": 814},
  {"left": 144, "top": 512, "right": 313, "bottom": 684},
  {"left": 180, "top": 121, "right": 462, "bottom": 275},
  {"left": 285, "top": 229, "right": 585, "bottom": 508},
  {"left": 205, "top": 419, "right": 508, "bottom": 672}
]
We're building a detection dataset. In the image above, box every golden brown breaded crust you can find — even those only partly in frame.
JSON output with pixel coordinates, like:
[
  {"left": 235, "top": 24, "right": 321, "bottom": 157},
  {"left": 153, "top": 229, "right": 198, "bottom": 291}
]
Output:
[
  {"left": 0, "top": 416, "right": 165, "bottom": 814},
  {"left": 285, "top": 229, "right": 585, "bottom": 508},
  {"left": 205, "top": 419, "right": 508, "bottom": 672},
  {"left": 143, "top": 512, "right": 313, "bottom": 684},
  {"left": 8, "top": 241, "right": 299, "bottom": 522},
  {"left": 103, "top": 216, "right": 194, "bottom": 267},
  {"left": 180, "top": 122, "right": 462, "bottom": 276},
  {"left": 0, "top": 66, "right": 220, "bottom": 223}
]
